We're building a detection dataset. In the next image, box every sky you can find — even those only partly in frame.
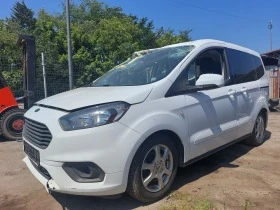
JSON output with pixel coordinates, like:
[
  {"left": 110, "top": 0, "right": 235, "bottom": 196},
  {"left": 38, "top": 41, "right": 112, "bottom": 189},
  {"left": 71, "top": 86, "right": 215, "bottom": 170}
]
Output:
[{"left": 0, "top": 0, "right": 279, "bottom": 53}]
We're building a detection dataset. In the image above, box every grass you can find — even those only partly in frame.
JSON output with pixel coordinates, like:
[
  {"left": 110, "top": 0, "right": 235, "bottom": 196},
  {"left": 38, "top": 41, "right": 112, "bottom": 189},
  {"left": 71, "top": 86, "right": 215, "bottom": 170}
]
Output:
[
  {"left": 158, "top": 191, "right": 254, "bottom": 210},
  {"left": 158, "top": 191, "right": 215, "bottom": 210},
  {"left": 244, "top": 200, "right": 252, "bottom": 210}
]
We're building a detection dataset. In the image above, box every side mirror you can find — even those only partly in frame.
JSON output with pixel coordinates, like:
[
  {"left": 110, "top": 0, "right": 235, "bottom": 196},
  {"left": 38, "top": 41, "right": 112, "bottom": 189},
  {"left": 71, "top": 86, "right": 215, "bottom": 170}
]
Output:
[{"left": 195, "top": 74, "right": 225, "bottom": 87}]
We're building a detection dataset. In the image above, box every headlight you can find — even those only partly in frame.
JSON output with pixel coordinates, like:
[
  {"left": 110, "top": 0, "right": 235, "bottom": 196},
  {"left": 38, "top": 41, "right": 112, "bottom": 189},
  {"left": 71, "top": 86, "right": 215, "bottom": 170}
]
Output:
[{"left": 59, "top": 102, "right": 130, "bottom": 131}]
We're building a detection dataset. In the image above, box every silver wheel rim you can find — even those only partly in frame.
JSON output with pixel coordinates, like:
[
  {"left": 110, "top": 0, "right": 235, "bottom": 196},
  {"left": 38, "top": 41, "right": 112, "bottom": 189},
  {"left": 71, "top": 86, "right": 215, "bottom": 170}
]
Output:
[
  {"left": 141, "top": 144, "right": 174, "bottom": 193},
  {"left": 255, "top": 115, "right": 265, "bottom": 143}
]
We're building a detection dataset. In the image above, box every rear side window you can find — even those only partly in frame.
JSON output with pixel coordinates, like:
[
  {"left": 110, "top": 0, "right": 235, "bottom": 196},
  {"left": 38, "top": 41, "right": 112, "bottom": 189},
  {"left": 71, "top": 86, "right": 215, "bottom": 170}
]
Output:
[
  {"left": 226, "top": 48, "right": 256, "bottom": 84},
  {"left": 252, "top": 55, "right": 264, "bottom": 79}
]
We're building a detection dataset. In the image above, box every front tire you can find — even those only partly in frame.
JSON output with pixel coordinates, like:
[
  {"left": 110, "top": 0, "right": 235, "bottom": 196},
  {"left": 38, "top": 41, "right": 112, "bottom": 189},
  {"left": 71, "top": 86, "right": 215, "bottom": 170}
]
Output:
[
  {"left": 244, "top": 113, "right": 266, "bottom": 146},
  {"left": 1, "top": 109, "right": 25, "bottom": 141},
  {"left": 127, "top": 134, "right": 178, "bottom": 202}
]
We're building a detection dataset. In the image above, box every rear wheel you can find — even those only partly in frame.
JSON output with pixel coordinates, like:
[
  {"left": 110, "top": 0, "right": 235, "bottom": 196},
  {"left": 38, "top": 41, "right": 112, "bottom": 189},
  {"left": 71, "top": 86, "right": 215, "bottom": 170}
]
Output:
[
  {"left": 244, "top": 113, "right": 266, "bottom": 146},
  {"left": 127, "top": 134, "right": 178, "bottom": 202},
  {"left": 1, "top": 109, "right": 25, "bottom": 141}
]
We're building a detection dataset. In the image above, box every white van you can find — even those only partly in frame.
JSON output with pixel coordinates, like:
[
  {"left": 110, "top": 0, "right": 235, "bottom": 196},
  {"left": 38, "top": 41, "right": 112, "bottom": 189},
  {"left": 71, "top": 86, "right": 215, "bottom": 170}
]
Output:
[{"left": 23, "top": 39, "right": 269, "bottom": 202}]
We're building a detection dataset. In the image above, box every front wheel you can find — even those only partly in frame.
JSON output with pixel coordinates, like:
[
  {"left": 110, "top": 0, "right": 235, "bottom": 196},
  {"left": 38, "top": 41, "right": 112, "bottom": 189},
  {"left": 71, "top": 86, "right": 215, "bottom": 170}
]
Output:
[
  {"left": 1, "top": 109, "right": 26, "bottom": 141},
  {"left": 127, "top": 134, "right": 178, "bottom": 202},
  {"left": 244, "top": 113, "right": 266, "bottom": 146}
]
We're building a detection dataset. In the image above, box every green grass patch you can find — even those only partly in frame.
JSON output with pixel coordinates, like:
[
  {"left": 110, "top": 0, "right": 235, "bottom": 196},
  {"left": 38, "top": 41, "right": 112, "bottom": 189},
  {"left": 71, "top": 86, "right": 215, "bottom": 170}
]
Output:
[{"left": 158, "top": 191, "right": 214, "bottom": 210}]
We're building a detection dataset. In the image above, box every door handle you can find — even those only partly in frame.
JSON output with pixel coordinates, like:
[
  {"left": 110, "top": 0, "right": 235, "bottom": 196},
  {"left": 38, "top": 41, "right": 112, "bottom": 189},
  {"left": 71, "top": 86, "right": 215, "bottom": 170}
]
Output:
[
  {"left": 240, "top": 87, "right": 248, "bottom": 97},
  {"left": 240, "top": 87, "right": 248, "bottom": 93},
  {"left": 227, "top": 89, "right": 236, "bottom": 96}
]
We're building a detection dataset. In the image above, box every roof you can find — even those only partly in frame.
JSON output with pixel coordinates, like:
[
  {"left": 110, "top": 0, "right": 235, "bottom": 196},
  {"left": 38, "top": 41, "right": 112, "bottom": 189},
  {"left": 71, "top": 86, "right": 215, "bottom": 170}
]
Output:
[
  {"left": 261, "top": 55, "right": 278, "bottom": 66},
  {"left": 262, "top": 48, "right": 280, "bottom": 58},
  {"left": 161, "top": 39, "right": 260, "bottom": 57}
]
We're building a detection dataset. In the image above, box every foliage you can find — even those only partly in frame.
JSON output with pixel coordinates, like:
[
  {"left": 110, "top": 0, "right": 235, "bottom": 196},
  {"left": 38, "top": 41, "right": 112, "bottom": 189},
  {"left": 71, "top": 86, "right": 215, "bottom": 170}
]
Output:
[
  {"left": 0, "top": 0, "right": 192, "bottom": 98},
  {"left": 157, "top": 29, "right": 192, "bottom": 47},
  {"left": 11, "top": 0, "right": 36, "bottom": 31},
  {"left": 0, "top": 20, "right": 23, "bottom": 96},
  {"left": 0, "top": 20, "right": 21, "bottom": 60},
  {"left": 2, "top": 69, "right": 23, "bottom": 97}
]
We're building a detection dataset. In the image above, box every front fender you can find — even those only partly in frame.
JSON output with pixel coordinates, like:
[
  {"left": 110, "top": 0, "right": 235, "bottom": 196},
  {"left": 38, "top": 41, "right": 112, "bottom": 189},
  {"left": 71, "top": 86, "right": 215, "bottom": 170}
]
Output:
[{"left": 119, "top": 96, "right": 189, "bottom": 185}]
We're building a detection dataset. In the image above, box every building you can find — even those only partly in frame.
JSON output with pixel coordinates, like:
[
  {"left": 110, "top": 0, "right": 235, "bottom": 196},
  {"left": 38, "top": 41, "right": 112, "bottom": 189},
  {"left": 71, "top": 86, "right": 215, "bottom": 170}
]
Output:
[{"left": 262, "top": 49, "right": 280, "bottom": 110}]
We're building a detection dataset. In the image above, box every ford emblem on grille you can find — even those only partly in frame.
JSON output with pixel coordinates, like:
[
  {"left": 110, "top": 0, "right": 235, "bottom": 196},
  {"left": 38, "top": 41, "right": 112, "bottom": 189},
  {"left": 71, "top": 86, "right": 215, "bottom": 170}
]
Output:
[{"left": 35, "top": 108, "right": 40, "bottom": 112}]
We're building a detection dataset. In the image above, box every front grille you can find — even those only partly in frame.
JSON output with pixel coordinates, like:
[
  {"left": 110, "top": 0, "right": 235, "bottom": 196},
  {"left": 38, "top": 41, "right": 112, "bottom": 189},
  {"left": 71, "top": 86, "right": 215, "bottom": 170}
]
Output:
[{"left": 23, "top": 118, "right": 52, "bottom": 149}]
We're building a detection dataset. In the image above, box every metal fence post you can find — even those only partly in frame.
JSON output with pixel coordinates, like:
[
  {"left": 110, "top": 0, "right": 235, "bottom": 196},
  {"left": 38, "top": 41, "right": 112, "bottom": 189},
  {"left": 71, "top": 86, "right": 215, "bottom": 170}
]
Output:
[
  {"left": 66, "top": 0, "right": 73, "bottom": 90},
  {"left": 41, "top": 52, "right": 47, "bottom": 98}
]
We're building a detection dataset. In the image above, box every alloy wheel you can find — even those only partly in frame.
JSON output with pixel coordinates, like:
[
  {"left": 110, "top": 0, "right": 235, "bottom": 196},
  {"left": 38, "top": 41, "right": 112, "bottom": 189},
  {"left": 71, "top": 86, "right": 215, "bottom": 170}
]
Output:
[
  {"left": 255, "top": 115, "right": 265, "bottom": 143},
  {"left": 141, "top": 144, "right": 174, "bottom": 193}
]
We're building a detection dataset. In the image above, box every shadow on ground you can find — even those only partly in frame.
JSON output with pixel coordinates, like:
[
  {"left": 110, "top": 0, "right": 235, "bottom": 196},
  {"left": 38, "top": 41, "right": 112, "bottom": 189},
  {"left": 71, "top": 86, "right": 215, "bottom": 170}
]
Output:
[
  {"left": 51, "top": 131, "right": 271, "bottom": 210},
  {"left": 173, "top": 130, "right": 271, "bottom": 191},
  {"left": 0, "top": 136, "right": 7, "bottom": 142},
  {"left": 52, "top": 192, "right": 146, "bottom": 210}
]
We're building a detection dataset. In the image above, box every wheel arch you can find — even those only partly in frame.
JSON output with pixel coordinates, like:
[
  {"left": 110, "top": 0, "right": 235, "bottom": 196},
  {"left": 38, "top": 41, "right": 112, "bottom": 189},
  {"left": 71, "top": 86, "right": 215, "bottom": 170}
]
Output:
[
  {"left": 253, "top": 95, "right": 269, "bottom": 130},
  {"left": 125, "top": 129, "right": 184, "bottom": 201},
  {"left": 259, "top": 108, "right": 268, "bottom": 128},
  {"left": 123, "top": 128, "right": 185, "bottom": 188},
  {"left": 146, "top": 130, "right": 185, "bottom": 166}
]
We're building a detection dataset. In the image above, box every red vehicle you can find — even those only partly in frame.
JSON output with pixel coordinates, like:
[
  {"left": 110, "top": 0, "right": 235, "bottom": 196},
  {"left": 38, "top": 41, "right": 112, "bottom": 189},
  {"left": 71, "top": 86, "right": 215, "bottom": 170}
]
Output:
[{"left": 0, "top": 70, "right": 25, "bottom": 141}]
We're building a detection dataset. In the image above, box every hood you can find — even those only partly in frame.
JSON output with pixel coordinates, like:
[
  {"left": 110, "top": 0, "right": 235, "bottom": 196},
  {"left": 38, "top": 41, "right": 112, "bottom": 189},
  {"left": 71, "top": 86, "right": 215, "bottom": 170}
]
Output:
[{"left": 36, "top": 85, "right": 153, "bottom": 111}]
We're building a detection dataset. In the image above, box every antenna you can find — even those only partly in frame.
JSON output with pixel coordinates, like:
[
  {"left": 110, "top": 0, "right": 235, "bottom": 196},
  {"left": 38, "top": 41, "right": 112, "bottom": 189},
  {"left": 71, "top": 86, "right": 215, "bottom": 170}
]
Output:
[{"left": 268, "top": 19, "right": 273, "bottom": 51}]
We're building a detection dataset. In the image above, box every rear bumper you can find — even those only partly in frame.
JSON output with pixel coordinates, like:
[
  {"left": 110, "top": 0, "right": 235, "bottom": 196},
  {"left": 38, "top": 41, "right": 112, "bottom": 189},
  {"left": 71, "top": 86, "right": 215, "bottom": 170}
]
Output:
[{"left": 23, "top": 156, "right": 126, "bottom": 196}]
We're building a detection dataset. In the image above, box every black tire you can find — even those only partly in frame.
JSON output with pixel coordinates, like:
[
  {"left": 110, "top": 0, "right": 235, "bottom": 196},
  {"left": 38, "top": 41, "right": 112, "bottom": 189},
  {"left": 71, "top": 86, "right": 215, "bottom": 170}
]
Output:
[
  {"left": 269, "top": 107, "right": 277, "bottom": 112},
  {"left": 127, "top": 134, "right": 178, "bottom": 202},
  {"left": 0, "top": 120, "right": 2, "bottom": 136},
  {"left": 268, "top": 99, "right": 279, "bottom": 112},
  {"left": 0, "top": 108, "right": 26, "bottom": 141},
  {"left": 244, "top": 113, "right": 266, "bottom": 146}
]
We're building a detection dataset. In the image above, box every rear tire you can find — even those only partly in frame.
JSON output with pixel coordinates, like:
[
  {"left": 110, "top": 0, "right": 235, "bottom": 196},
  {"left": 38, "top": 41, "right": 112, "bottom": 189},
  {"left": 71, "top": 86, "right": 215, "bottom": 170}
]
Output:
[
  {"left": 1, "top": 109, "right": 25, "bottom": 141},
  {"left": 269, "top": 107, "right": 277, "bottom": 112},
  {"left": 127, "top": 134, "right": 178, "bottom": 202},
  {"left": 268, "top": 99, "right": 279, "bottom": 112},
  {"left": 244, "top": 113, "right": 266, "bottom": 146}
]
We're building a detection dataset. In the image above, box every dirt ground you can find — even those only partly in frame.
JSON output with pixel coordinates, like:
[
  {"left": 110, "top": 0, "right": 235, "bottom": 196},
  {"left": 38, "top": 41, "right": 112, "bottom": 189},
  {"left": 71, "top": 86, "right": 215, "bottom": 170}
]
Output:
[{"left": 0, "top": 112, "right": 280, "bottom": 210}]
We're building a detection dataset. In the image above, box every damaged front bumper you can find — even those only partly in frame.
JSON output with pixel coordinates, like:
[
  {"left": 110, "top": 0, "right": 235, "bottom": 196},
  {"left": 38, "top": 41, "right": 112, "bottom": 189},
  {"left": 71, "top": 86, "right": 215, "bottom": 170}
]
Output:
[{"left": 23, "top": 156, "right": 126, "bottom": 196}]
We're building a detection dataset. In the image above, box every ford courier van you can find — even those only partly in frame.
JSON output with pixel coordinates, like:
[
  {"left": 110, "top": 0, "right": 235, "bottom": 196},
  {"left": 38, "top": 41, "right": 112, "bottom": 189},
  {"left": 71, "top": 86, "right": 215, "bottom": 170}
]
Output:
[{"left": 23, "top": 39, "right": 269, "bottom": 202}]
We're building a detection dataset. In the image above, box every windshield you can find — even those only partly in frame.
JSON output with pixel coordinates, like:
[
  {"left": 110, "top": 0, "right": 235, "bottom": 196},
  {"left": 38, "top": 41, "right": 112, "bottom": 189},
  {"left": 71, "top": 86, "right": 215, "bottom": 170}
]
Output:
[{"left": 91, "top": 45, "right": 195, "bottom": 87}]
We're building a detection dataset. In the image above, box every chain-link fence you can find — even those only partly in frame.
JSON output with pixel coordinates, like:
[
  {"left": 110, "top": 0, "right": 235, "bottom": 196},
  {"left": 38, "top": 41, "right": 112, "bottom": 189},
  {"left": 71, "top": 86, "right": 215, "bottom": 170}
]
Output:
[
  {"left": 0, "top": 54, "right": 100, "bottom": 102},
  {"left": 37, "top": 53, "right": 100, "bottom": 100},
  {"left": 0, "top": 56, "right": 23, "bottom": 97}
]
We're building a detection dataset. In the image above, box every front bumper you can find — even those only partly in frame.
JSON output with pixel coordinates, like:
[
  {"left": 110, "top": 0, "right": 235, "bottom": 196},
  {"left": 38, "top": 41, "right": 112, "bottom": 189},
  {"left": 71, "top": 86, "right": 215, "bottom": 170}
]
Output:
[
  {"left": 23, "top": 156, "right": 126, "bottom": 196},
  {"left": 23, "top": 105, "right": 144, "bottom": 196}
]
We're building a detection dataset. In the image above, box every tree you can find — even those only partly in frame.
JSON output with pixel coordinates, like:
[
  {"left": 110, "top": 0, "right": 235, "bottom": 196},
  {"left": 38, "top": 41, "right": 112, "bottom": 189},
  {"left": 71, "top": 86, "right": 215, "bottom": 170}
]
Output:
[
  {"left": 68, "top": 0, "right": 125, "bottom": 24},
  {"left": 131, "top": 17, "right": 157, "bottom": 49},
  {"left": 0, "top": 0, "right": 192, "bottom": 98},
  {"left": 156, "top": 29, "right": 192, "bottom": 47},
  {"left": 0, "top": 20, "right": 20, "bottom": 60},
  {"left": 11, "top": 0, "right": 36, "bottom": 31},
  {"left": 0, "top": 20, "right": 23, "bottom": 97}
]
